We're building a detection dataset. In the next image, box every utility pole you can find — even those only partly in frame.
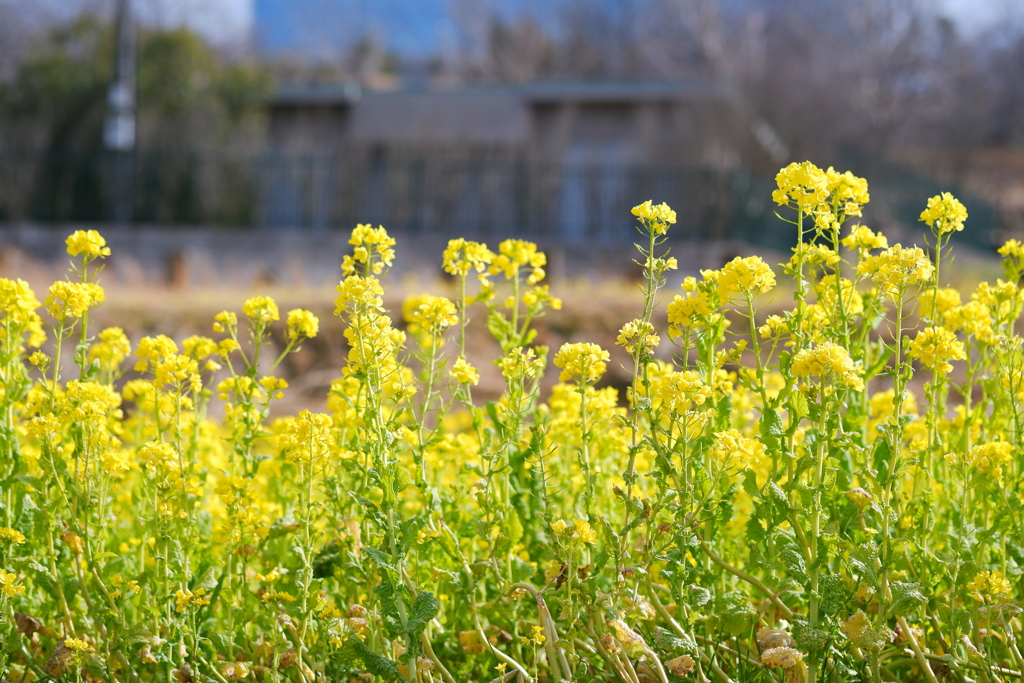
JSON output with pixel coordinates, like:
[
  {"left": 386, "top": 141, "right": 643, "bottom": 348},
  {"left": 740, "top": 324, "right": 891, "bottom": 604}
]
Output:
[{"left": 104, "top": 0, "right": 136, "bottom": 224}]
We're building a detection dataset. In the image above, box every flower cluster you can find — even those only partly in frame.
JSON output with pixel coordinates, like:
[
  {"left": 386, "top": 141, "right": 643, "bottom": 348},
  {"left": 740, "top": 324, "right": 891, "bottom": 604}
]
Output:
[
  {"left": 791, "top": 342, "right": 864, "bottom": 390},
  {"left": 631, "top": 200, "right": 677, "bottom": 235},
  {"left": 920, "top": 192, "right": 968, "bottom": 235},
  {"left": 342, "top": 224, "right": 396, "bottom": 276},
  {"left": 717, "top": 255, "right": 776, "bottom": 301},
  {"left": 553, "top": 342, "right": 609, "bottom": 385}
]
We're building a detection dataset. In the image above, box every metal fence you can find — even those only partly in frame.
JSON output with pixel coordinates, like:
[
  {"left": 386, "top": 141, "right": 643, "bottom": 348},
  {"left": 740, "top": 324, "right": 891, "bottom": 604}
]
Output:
[{"left": 0, "top": 147, "right": 1003, "bottom": 252}]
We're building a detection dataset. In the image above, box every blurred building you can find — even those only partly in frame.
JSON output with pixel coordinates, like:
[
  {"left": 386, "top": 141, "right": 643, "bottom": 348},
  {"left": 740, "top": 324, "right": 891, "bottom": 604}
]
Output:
[{"left": 261, "top": 78, "right": 788, "bottom": 242}]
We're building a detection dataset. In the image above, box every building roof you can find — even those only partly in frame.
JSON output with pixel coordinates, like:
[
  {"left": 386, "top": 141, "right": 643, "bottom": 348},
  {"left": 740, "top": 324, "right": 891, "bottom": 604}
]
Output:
[
  {"left": 272, "top": 77, "right": 731, "bottom": 106},
  {"left": 348, "top": 90, "right": 530, "bottom": 145}
]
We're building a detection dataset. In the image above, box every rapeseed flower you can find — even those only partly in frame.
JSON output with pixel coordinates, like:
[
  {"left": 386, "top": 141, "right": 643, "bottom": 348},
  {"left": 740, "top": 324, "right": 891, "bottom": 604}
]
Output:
[
  {"left": 174, "top": 587, "right": 211, "bottom": 612},
  {"left": 842, "top": 225, "right": 888, "bottom": 252},
  {"left": 0, "top": 569, "right": 24, "bottom": 597},
  {"left": 791, "top": 342, "right": 863, "bottom": 390},
  {"left": 490, "top": 239, "right": 546, "bottom": 285},
  {"left": 342, "top": 224, "right": 396, "bottom": 276},
  {"left": 499, "top": 347, "right": 544, "bottom": 382},
  {"left": 920, "top": 192, "right": 968, "bottom": 235},
  {"left": 857, "top": 245, "right": 934, "bottom": 301},
  {"left": 243, "top": 296, "right": 279, "bottom": 326},
  {"left": 631, "top": 200, "right": 676, "bottom": 235},
  {"left": 825, "top": 167, "right": 870, "bottom": 217},
  {"left": 451, "top": 357, "right": 480, "bottom": 385},
  {"left": 908, "top": 327, "right": 966, "bottom": 376},
  {"left": 653, "top": 370, "right": 712, "bottom": 414},
  {"left": 88, "top": 326, "right": 131, "bottom": 372},
  {"left": 443, "top": 238, "right": 493, "bottom": 278},
  {"left": 65, "top": 229, "right": 111, "bottom": 260},
  {"left": 667, "top": 291, "right": 714, "bottom": 334},
  {"left": 335, "top": 275, "right": 385, "bottom": 313},
  {"left": 717, "top": 256, "right": 776, "bottom": 300},
  {"left": 773, "top": 161, "right": 829, "bottom": 211},
  {"left": 286, "top": 309, "right": 319, "bottom": 341},
  {"left": 0, "top": 527, "right": 25, "bottom": 545},
  {"left": 616, "top": 319, "right": 660, "bottom": 356},
  {"left": 404, "top": 295, "right": 458, "bottom": 336},
  {"left": 967, "top": 571, "right": 1013, "bottom": 602},
  {"left": 45, "top": 281, "right": 104, "bottom": 320},
  {"left": 554, "top": 342, "right": 609, "bottom": 385}
]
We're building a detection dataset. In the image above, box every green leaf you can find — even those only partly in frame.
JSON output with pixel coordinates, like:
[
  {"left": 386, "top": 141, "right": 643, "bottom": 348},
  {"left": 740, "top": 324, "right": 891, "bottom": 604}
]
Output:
[
  {"left": 405, "top": 591, "right": 440, "bottom": 636},
  {"left": 362, "top": 546, "right": 396, "bottom": 575},
  {"left": 791, "top": 615, "right": 829, "bottom": 658},
  {"left": 344, "top": 638, "right": 400, "bottom": 681},
  {"left": 507, "top": 509, "right": 524, "bottom": 547},
  {"left": 654, "top": 627, "right": 696, "bottom": 655},
  {"left": 818, "top": 574, "right": 848, "bottom": 617},
  {"left": 850, "top": 543, "right": 879, "bottom": 589},
  {"left": 885, "top": 581, "right": 926, "bottom": 619},
  {"left": 741, "top": 469, "right": 761, "bottom": 498},
  {"left": 788, "top": 391, "right": 809, "bottom": 423},
  {"left": 193, "top": 564, "right": 219, "bottom": 591},
  {"left": 760, "top": 409, "right": 784, "bottom": 451}
]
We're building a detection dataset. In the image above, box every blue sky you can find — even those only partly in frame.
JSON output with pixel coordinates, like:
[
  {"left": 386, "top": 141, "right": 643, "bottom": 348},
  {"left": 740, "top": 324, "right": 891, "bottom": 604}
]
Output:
[{"left": 16, "top": 0, "right": 1011, "bottom": 51}]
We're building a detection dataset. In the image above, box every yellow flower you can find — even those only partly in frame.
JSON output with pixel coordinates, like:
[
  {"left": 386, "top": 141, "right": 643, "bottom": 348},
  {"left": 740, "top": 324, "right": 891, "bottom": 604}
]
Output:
[
  {"left": 442, "top": 238, "right": 493, "bottom": 278},
  {"left": 451, "top": 357, "right": 480, "bottom": 386},
  {"left": 616, "top": 319, "right": 660, "bottom": 356},
  {"left": 343, "top": 224, "right": 396, "bottom": 276},
  {"left": 631, "top": 200, "right": 676, "bottom": 235},
  {"left": 788, "top": 243, "right": 840, "bottom": 271},
  {"left": 181, "top": 335, "right": 218, "bottom": 360},
  {"left": 842, "top": 225, "right": 888, "bottom": 252},
  {"left": 63, "top": 637, "right": 95, "bottom": 654},
  {"left": 45, "top": 281, "right": 104, "bottom": 320},
  {"left": 857, "top": 245, "right": 934, "bottom": 301},
  {"left": 717, "top": 256, "right": 776, "bottom": 301},
  {"left": 999, "top": 239, "right": 1024, "bottom": 260},
  {"left": 65, "top": 229, "right": 111, "bottom": 259},
  {"left": 667, "top": 291, "right": 714, "bottom": 334},
  {"left": 489, "top": 239, "right": 547, "bottom": 284},
  {"left": 242, "top": 296, "right": 279, "bottom": 326},
  {"left": 278, "top": 410, "right": 332, "bottom": 463},
  {"left": 708, "top": 429, "right": 767, "bottom": 473},
  {"left": 962, "top": 442, "right": 1014, "bottom": 478},
  {"left": 89, "top": 326, "right": 131, "bottom": 372},
  {"left": 134, "top": 334, "right": 179, "bottom": 373},
  {"left": 908, "top": 326, "right": 966, "bottom": 376},
  {"left": 553, "top": 342, "right": 609, "bottom": 385},
  {"left": 791, "top": 342, "right": 863, "bottom": 390},
  {"left": 573, "top": 519, "right": 597, "bottom": 545},
  {"left": 0, "top": 527, "right": 25, "bottom": 545},
  {"left": 825, "top": 167, "right": 870, "bottom": 217},
  {"left": 404, "top": 295, "right": 458, "bottom": 336},
  {"left": 499, "top": 347, "right": 545, "bottom": 382},
  {"left": 0, "top": 569, "right": 25, "bottom": 597},
  {"left": 943, "top": 301, "right": 992, "bottom": 342},
  {"left": 967, "top": 570, "right": 1013, "bottom": 602},
  {"left": 920, "top": 192, "right": 968, "bottom": 235},
  {"left": 0, "top": 278, "right": 46, "bottom": 346},
  {"left": 653, "top": 370, "right": 712, "bottom": 414},
  {"left": 174, "top": 587, "right": 211, "bottom": 613},
  {"left": 213, "top": 310, "right": 237, "bottom": 333},
  {"left": 772, "top": 161, "right": 829, "bottom": 211},
  {"left": 286, "top": 309, "right": 319, "bottom": 342},
  {"left": 335, "top": 275, "right": 385, "bottom": 314}
]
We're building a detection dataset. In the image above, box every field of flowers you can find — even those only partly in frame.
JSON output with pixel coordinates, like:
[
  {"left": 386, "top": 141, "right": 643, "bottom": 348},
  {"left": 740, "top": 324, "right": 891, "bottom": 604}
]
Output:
[{"left": 1, "top": 161, "right": 1023, "bottom": 683}]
